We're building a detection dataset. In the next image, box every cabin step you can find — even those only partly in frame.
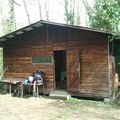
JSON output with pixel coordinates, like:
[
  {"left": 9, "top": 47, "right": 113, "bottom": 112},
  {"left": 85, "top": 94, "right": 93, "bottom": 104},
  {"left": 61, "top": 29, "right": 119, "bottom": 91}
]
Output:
[{"left": 49, "top": 90, "right": 71, "bottom": 100}]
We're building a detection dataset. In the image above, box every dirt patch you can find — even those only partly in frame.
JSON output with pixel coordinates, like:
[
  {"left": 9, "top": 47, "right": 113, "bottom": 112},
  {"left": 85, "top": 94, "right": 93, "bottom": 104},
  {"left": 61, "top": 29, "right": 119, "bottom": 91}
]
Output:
[{"left": 0, "top": 94, "right": 120, "bottom": 120}]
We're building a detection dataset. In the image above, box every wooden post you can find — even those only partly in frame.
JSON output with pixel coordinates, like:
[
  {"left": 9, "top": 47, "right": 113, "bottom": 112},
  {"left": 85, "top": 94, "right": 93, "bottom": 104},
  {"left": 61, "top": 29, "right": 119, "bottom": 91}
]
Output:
[
  {"left": 108, "top": 39, "right": 111, "bottom": 98},
  {"left": 78, "top": 50, "right": 81, "bottom": 92},
  {"left": 29, "top": 85, "right": 31, "bottom": 95},
  {"left": 21, "top": 84, "right": 23, "bottom": 98},
  {"left": 53, "top": 55, "right": 56, "bottom": 91},
  {"left": 9, "top": 83, "right": 11, "bottom": 94},
  {"left": 43, "top": 84, "right": 45, "bottom": 96}
]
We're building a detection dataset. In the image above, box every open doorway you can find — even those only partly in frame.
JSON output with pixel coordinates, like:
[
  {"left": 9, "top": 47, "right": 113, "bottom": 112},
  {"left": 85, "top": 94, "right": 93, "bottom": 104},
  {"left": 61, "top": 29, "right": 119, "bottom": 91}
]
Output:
[{"left": 54, "top": 50, "right": 66, "bottom": 90}]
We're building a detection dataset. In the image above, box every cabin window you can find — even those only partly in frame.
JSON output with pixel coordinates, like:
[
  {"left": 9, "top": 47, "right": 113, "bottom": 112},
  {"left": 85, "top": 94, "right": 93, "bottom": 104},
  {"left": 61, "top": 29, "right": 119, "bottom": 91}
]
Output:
[{"left": 32, "top": 56, "right": 52, "bottom": 64}]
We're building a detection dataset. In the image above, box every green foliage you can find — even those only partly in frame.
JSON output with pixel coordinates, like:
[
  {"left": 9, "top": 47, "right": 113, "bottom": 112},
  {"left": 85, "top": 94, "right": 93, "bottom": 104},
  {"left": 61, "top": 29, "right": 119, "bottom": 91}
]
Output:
[
  {"left": 2, "top": 17, "right": 16, "bottom": 34},
  {"left": 83, "top": 0, "right": 120, "bottom": 34},
  {"left": 1, "top": 0, "right": 16, "bottom": 35},
  {"left": 64, "top": 0, "right": 75, "bottom": 25},
  {"left": 65, "top": 97, "right": 80, "bottom": 103},
  {"left": 64, "top": 0, "right": 81, "bottom": 25}
]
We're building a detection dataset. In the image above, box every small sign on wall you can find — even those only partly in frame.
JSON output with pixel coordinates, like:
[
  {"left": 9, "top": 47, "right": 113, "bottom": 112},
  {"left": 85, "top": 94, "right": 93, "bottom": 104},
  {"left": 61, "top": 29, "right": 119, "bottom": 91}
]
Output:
[{"left": 32, "top": 56, "right": 52, "bottom": 64}]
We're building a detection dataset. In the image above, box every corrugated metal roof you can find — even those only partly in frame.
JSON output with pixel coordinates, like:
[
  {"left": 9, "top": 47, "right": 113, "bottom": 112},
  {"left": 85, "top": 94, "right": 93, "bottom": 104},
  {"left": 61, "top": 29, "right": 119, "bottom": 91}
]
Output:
[{"left": 0, "top": 20, "right": 111, "bottom": 42}]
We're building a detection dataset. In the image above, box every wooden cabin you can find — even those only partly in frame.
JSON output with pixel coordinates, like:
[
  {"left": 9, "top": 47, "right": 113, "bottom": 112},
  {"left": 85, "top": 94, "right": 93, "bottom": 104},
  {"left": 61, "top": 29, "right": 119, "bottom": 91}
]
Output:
[{"left": 0, "top": 20, "right": 114, "bottom": 99}]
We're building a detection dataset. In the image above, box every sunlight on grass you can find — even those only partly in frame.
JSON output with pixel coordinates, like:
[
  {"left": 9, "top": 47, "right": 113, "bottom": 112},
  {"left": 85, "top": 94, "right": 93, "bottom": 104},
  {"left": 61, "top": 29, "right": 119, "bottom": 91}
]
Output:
[
  {"left": 51, "top": 114, "right": 69, "bottom": 120},
  {"left": 65, "top": 97, "right": 120, "bottom": 109}
]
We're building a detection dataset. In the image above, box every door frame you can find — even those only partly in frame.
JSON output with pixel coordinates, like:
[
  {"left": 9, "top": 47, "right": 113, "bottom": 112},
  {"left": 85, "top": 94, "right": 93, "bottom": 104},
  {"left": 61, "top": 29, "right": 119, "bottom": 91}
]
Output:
[{"left": 53, "top": 49, "right": 67, "bottom": 90}]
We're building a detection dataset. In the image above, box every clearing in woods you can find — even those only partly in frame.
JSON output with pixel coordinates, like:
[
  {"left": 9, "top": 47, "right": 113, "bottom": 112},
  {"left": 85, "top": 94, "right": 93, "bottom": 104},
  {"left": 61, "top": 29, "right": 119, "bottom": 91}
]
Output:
[{"left": 0, "top": 94, "right": 120, "bottom": 120}]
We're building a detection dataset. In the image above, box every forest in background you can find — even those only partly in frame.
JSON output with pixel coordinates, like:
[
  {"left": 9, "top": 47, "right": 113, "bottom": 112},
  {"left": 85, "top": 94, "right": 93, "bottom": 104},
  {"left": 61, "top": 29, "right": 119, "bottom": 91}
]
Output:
[{"left": 0, "top": 0, "right": 119, "bottom": 36}]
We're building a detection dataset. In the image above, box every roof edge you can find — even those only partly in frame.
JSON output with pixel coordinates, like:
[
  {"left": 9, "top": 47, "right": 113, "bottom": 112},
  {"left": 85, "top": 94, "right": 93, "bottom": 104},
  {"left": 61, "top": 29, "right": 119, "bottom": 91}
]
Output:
[
  {"left": 41, "top": 20, "right": 112, "bottom": 34},
  {"left": 0, "top": 20, "right": 112, "bottom": 41}
]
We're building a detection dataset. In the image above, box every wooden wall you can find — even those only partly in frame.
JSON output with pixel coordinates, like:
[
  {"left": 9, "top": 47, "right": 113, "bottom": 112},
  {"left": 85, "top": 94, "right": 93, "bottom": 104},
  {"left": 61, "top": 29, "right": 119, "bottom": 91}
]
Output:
[{"left": 3, "top": 24, "right": 109, "bottom": 97}]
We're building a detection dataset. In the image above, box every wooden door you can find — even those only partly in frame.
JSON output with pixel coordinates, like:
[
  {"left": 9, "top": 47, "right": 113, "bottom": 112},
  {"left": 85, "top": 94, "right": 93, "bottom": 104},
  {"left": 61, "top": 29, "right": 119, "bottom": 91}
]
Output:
[{"left": 67, "top": 50, "right": 80, "bottom": 92}]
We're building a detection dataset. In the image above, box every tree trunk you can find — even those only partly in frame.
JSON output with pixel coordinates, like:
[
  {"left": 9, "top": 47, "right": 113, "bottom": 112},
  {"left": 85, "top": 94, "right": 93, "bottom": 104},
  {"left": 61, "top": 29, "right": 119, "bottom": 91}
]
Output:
[
  {"left": 22, "top": 0, "right": 31, "bottom": 24},
  {"left": 45, "top": 0, "right": 49, "bottom": 21},
  {"left": 38, "top": 0, "right": 42, "bottom": 20}
]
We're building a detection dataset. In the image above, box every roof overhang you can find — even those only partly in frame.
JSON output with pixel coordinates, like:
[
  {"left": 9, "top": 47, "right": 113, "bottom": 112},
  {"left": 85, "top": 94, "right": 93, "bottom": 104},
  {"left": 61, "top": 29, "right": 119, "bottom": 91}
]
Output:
[{"left": 0, "top": 20, "right": 111, "bottom": 42}]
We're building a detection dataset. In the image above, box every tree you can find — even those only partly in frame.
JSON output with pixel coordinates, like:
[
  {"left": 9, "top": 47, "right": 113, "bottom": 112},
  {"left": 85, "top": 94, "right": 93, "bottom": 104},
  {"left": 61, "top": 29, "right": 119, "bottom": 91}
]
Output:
[
  {"left": 76, "top": 0, "right": 80, "bottom": 25},
  {"left": 64, "top": 0, "right": 81, "bottom": 25},
  {"left": 83, "top": 0, "right": 120, "bottom": 34},
  {"left": 64, "top": 0, "right": 75, "bottom": 24},
  {"left": 45, "top": 0, "right": 49, "bottom": 21},
  {"left": 0, "top": 1, "right": 3, "bottom": 36},
  {"left": 22, "top": 0, "right": 31, "bottom": 24},
  {"left": 1, "top": 0, "right": 16, "bottom": 35},
  {"left": 38, "top": 0, "right": 42, "bottom": 20}
]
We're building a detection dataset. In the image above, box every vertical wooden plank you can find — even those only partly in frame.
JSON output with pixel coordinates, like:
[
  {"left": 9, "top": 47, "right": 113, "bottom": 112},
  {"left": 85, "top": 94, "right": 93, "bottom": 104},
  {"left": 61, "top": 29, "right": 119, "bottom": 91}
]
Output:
[
  {"left": 53, "top": 55, "right": 56, "bottom": 91},
  {"left": 108, "top": 39, "right": 111, "bottom": 98},
  {"left": 67, "top": 49, "right": 80, "bottom": 92},
  {"left": 46, "top": 25, "right": 49, "bottom": 41}
]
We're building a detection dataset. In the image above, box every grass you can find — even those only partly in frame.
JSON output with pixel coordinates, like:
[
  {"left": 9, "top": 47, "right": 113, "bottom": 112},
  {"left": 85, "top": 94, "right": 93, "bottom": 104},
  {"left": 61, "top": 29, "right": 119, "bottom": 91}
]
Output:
[
  {"left": 64, "top": 97, "right": 120, "bottom": 120},
  {"left": 65, "top": 97, "right": 120, "bottom": 111}
]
